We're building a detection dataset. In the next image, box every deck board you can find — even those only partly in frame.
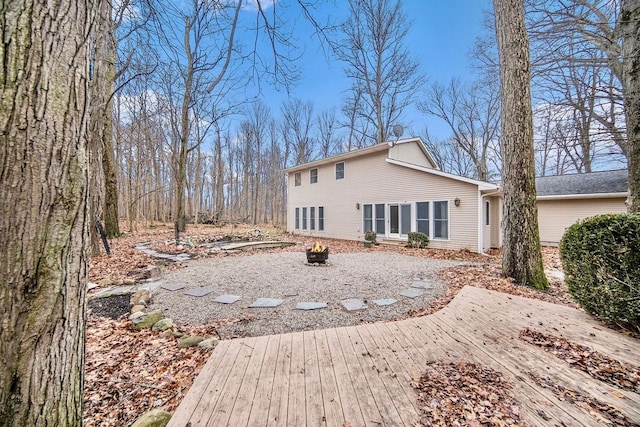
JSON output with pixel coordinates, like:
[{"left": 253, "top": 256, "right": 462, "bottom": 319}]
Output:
[
  {"left": 247, "top": 334, "right": 280, "bottom": 427},
  {"left": 324, "top": 327, "right": 366, "bottom": 426},
  {"left": 167, "top": 286, "right": 640, "bottom": 426},
  {"left": 266, "top": 332, "right": 291, "bottom": 427},
  {"left": 302, "top": 331, "right": 324, "bottom": 426},
  {"left": 314, "top": 329, "right": 346, "bottom": 427},
  {"left": 286, "top": 332, "right": 306, "bottom": 427}
]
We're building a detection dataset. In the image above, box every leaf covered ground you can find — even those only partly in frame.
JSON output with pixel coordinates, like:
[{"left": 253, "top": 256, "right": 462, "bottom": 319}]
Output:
[{"left": 412, "top": 361, "right": 527, "bottom": 426}]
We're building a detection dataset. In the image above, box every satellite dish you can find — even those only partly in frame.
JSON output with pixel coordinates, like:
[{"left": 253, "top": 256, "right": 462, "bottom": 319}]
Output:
[{"left": 392, "top": 124, "right": 404, "bottom": 138}]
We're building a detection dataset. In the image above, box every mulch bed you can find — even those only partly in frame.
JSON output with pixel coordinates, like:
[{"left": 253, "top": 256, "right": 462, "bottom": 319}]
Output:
[
  {"left": 88, "top": 294, "right": 131, "bottom": 320},
  {"left": 412, "top": 361, "right": 527, "bottom": 426}
]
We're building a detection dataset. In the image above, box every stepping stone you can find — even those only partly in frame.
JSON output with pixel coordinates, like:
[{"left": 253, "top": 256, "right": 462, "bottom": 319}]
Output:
[
  {"left": 372, "top": 298, "right": 398, "bottom": 306},
  {"left": 91, "top": 287, "right": 113, "bottom": 298},
  {"left": 411, "top": 280, "right": 434, "bottom": 290},
  {"left": 108, "top": 285, "right": 135, "bottom": 296},
  {"left": 214, "top": 295, "right": 241, "bottom": 304},
  {"left": 184, "top": 287, "right": 215, "bottom": 297},
  {"left": 161, "top": 283, "right": 186, "bottom": 291},
  {"left": 295, "top": 302, "right": 328, "bottom": 310},
  {"left": 249, "top": 298, "right": 283, "bottom": 308},
  {"left": 138, "top": 281, "right": 161, "bottom": 291},
  {"left": 400, "top": 288, "right": 424, "bottom": 299},
  {"left": 87, "top": 282, "right": 98, "bottom": 291},
  {"left": 341, "top": 298, "right": 367, "bottom": 311}
]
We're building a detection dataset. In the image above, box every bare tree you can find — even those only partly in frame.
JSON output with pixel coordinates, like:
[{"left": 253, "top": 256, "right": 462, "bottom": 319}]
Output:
[
  {"left": 281, "top": 99, "right": 316, "bottom": 165},
  {"left": 533, "top": 103, "right": 582, "bottom": 175},
  {"left": 620, "top": 0, "right": 640, "bottom": 211},
  {"left": 152, "top": 0, "right": 243, "bottom": 234},
  {"left": 316, "top": 107, "right": 340, "bottom": 158},
  {"left": 246, "top": 101, "right": 272, "bottom": 223},
  {"left": 99, "top": 0, "right": 157, "bottom": 240},
  {"left": 1, "top": 0, "right": 100, "bottom": 424},
  {"left": 418, "top": 78, "right": 501, "bottom": 181},
  {"left": 338, "top": 0, "right": 424, "bottom": 144},
  {"left": 340, "top": 86, "right": 374, "bottom": 150},
  {"left": 494, "top": 0, "right": 549, "bottom": 289},
  {"left": 526, "top": 1, "right": 627, "bottom": 161},
  {"left": 422, "top": 131, "right": 479, "bottom": 178},
  {"left": 475, "top": 1, "right": 629, "bottom": 173},
  {"left": 87, "top": 0, "right": 112, "bottom": 256}
]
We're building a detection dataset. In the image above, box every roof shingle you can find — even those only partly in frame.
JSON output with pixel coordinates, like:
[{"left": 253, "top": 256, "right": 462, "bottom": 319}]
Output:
[{"left": 535, "top": 169, "right": 628, "bottom": 196}]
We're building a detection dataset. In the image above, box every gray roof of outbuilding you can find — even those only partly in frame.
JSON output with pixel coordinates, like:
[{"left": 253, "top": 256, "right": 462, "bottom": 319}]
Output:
[{"left": 535, "top": 169, "right": 628, "bottom": 196}]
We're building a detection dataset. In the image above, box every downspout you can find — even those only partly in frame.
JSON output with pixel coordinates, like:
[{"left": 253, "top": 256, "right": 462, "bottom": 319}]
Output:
[{"left": 478, "top": 188, "right": 502, "bottom": 255}]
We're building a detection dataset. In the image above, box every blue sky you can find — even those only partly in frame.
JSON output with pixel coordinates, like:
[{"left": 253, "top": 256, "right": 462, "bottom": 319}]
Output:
[{"left": 246, "top": 0, "right": 492, "bottom": 140}]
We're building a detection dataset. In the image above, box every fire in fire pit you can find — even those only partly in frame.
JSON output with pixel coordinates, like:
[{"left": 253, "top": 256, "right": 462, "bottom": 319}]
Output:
[{"left": 306, "top": 242, "right": 329, "bottom": 264}]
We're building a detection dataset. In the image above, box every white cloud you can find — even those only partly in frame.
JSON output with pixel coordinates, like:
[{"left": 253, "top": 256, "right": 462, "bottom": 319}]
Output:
[{"left": 241, "top": 0, "right": 276, "bottom": 12}]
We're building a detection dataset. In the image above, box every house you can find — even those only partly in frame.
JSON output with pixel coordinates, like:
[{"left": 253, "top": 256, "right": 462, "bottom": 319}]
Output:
[
  {"left": 535, "top": 169, "right": 629, "bottom": 246},
  {"left": 283, "top": 137, "right": 502, "bottom": 253}
]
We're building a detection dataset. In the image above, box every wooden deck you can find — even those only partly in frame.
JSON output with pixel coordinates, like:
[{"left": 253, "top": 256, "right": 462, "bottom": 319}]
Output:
[{"left": 168, "top": 286, "right": 640, "bottom": 426}]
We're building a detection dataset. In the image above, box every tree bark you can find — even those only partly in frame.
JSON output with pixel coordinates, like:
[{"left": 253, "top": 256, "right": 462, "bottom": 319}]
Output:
[
  {"left": 0, "top": 0, "right": 95, "bottom": 425},
  {"left": 87, "top": 0, "right": 112, "bottom": 256},
  {"left": 621, "top": 0, "right": 640, "bottom": 212},
  {"left": 103, "top": 36, "right": 120, "bottom": 238},
  {"left": 494, "top": 0, "right": 549, "bottom": 289},
  {"left": 215, "top": 129, "right": 225, "bottom": 222},
  {"left": 175, "top": 16, "right": 193, "bottom": 234}
]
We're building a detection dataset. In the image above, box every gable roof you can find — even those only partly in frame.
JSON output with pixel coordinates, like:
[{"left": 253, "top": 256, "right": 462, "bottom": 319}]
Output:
[
  {"left": 536, "top": 169, "right": 628, "bottom": 197},
  {"left": 386, "top": 158, "right": 499, "bottom": 191},
  {"left": 282, "top": 137, "right": 438, "bottom": 173}
]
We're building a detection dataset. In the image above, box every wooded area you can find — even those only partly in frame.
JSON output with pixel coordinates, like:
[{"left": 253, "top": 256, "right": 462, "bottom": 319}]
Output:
[{"left": 104, "top": 0, "right": 637, "bottom": 237}]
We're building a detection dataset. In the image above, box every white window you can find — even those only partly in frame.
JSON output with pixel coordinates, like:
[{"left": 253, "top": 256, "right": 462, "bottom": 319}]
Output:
[
  {"left": 310, "top": 207, "right": 316, "bottom": 230},
  {"left": 310, "top": 168, "right": 318, "bottom": 184},
  {"left": 433, "top": 201, "right": 449, "bottom": 239},
  {"left": 363, "top": 203, "right": 386, "bottom": 234},
  {"left": 295, "top": 208, "right": 300, "bottom": 229},
  {"left": 375, "top": 204, "right": 385, "bottom": 234},
  {"left": 416, "top": 202, "right": 430, "bottom": 236},
  {"left": 302, "top": 207, "right": 307, "bottom": 230},
  {"left": 335, "top": 162, "right": 345, "bottom": 180},
  {"left": 485, "top": 201, "right": 490, "bottom": 226},
  {"left": 318, "top": 207, "right": 324, "bottom": 231},
  {"left": 363, "top": 204, "right": 373, "bottom": 232},
  {"left": 294, "top": 172, "right": 301, "bottom": 186}
]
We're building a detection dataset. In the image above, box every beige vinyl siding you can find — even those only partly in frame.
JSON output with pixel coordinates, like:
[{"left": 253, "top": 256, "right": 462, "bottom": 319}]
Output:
[
  {"left": 537, "top": 197, "right": 627, "bottom": 245},
  {"left": 287, "top": 150, "right": 481, "bottom": 251},
  {"left": 489, "top": 197, "right": 502, "bottom": 248},
  {"left": 388, "top": 141, "right": 436, "bottom": 168}
]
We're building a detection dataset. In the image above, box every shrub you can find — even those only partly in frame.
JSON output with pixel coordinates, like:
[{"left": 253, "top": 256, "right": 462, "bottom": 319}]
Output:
[
  {"left": 559, "top": 213, "right": 640, "bottom": 331},
  {"left": 407, "top": 231, "right": 430, "bottom": 249},
  {"left": 364, "top": 230, "right": 377, "bottom": 243}
]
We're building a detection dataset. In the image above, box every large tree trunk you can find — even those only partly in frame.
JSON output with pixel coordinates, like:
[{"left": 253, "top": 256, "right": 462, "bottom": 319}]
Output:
[
  {"left": 0, "top": 0, "right": 95, "bottom": 425},
  {"left": 494, "top": 0, "right": 549, "bottom": 289},
  {"left": 103, "top": 34, "right": 120, "bottom": 238},
  {"left": 621, "top": 0, "right": 640, "bottom": 212},
  {"left": 88, "top": 0, "right": 112, "bottom": 256},
  {"left": 174, "top": 16, "right": 193, "bottom": 235},
  {"left": 215, "top": 130, "right": 225, "bottom": 222}
]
